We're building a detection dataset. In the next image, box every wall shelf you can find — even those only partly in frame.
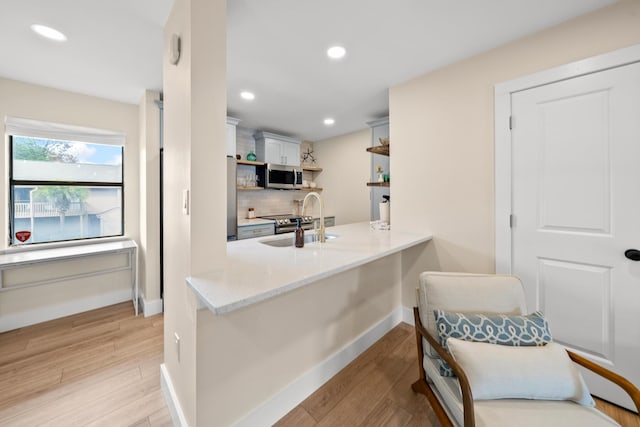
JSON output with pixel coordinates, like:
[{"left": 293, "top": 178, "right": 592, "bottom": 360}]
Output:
[
  {"left": 366, "top": 145, "right": 389, "bottom": 156},
  {"left": 300, "top": 187, "right": 323, "bottom": 191},
  {"left": 302, "top": 166, "right": 323, "bottom": 172},
  {"left": 237, "top": 159, "right": 265, "bottom": 166},
  {"left": 237, "top": 186, "right": 265, "bottom": 191},
  {"left": 238, "top": 159, "right": 265, "bottom": 166},
  {"left": 366, "top": 182, "right": 390, "bottom": 187}
]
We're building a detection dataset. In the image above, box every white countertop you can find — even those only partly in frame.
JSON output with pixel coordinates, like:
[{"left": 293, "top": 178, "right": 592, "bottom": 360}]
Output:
[
  {"left": 187, "top": 222, "right": 432, "bottom": 315},
  {"left": 237, "top": 218, "right": 275, "bottom": 227}
]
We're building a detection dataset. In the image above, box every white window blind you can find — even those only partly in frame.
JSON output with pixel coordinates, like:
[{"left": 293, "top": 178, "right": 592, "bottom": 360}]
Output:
[{"left": 5, "top": 116, "right": 125, "bottom": 146}]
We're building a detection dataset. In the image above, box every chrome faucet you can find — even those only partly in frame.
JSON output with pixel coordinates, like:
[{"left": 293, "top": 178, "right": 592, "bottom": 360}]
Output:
[{"left": 302, "top": 191, "right": 325, "bottom": 243}]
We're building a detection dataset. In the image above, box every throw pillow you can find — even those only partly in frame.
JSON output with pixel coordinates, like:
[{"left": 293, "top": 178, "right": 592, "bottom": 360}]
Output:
[
  {"left": 434, "top": 310, "right": 553, "bottom": 376},
  {"left": 446, "top": 338, "right": 595, "bottom": 406}
]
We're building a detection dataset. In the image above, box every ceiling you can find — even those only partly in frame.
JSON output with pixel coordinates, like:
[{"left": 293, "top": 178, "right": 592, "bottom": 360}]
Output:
[{"left": 1, "top": 0, "right": 618, "bottom": 142}]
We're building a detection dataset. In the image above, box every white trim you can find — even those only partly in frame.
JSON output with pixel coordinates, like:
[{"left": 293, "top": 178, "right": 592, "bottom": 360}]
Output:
[
  {"left": 402, "top": 305, "right": 415, "bottom": 326},
  {"left": 161, "top": 363, "right": 190, "bottom": 427},
  {"left": 5, "top": 116, "right": 125, "bottom": 145},
  {"left": 0, "top": 288, "right": 132, "bottom": 332},
  {"left": 232, "top": 306, "right": 404, "bottom": 427},
  {"left": 141, "top": 296, "right": 163, "bottom": 317},
  {"left": 494, "top": 43, "right": 640, "bottom": 274}
]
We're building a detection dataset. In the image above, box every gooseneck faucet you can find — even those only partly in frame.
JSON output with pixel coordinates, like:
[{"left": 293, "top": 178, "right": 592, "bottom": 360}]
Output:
[{"left": 302, "top": 191, "right": 325, "bottom": 243}]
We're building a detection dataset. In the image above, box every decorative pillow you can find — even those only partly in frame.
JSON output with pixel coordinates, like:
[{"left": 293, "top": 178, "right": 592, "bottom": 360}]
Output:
[
  {"left": 446, "top": 338, "right": 595, "bottom": 407},
  {"left": 434, "top": 310, "right": 553, "bottom": 376}
]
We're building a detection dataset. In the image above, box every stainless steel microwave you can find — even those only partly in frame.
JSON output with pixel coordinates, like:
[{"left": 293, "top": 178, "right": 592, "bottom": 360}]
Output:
[{"left": 258, "top": 164, "right": 302, "bottom": 189}]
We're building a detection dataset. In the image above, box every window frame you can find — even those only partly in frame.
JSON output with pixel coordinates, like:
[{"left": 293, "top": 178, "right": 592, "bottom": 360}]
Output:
[{"left": 8, "top": 135, "right": 125, "bottom": 246}]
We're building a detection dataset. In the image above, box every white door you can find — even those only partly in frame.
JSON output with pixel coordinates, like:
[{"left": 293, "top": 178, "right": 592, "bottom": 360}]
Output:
[{"left": 511, "top": 61, "right": 640, "bottom": 410}]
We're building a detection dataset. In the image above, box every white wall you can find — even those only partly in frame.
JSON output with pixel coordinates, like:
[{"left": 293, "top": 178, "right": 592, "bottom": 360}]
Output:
[
  {"left": 389, "top": 0, "right": 640, "bottom": 307},
  {"left": 314, "top": 129, "right": 371, "bottom": 225},
  {"left": 138, "top": 90, "right": 162, "bottom": 312},
  {"left": 0, "top": 77, "right": 141, "bottom": 326},
  {"left": 162, "top": 0, "right": 227, "bottom": 424},
  {"left": 196, "top": 253, "right": 402, "bottom": 426}
]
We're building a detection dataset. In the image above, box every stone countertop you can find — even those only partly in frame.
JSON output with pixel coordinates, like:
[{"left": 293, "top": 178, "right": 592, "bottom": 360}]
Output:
[
  {"left": 186, "top": 222, "right": 432, "bottom": 315},
  {"left": 237, "top": 218, "right": 275, "bottom": 227}
]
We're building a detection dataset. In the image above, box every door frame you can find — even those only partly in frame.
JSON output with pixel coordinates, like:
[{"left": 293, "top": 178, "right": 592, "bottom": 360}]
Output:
[{"left": 494, "top": 43, "right": 640, "bottom": 274}]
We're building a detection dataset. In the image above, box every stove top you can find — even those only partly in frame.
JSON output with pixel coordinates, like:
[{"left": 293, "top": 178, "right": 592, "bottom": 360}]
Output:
[{"left": 259, "top": 214, "right": 314, "bottom": 226}]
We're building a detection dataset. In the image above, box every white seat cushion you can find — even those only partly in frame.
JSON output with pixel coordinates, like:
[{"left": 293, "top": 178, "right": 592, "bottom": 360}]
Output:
[{"left": 423, "top": 355, "right": 620, "bottom": 427}]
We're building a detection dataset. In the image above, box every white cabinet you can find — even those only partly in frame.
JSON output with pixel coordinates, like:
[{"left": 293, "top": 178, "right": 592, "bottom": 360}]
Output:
[
  {"left": 226, "top": 117, "right": 240, "bottom": 157},
  {"left": 254, "top": 131, "right": 301, "bottom": 166}
]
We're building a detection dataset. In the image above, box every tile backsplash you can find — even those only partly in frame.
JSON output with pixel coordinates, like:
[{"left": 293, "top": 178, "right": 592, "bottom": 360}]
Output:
[{"left": 234, "top": 127, "right": 320, "bottom": 220}]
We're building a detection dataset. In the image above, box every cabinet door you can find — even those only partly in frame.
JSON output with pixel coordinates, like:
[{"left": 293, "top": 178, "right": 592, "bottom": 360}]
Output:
[
  {"left": 264, "top": 139, "right": 283, "bottom": 164},
  {"left": 282, "top": 141, "right": 300, "bottom": 166}
]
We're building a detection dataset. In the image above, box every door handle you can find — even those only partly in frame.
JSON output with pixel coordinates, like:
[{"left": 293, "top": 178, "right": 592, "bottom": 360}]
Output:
[{"left": 624, "top": 249, "right": 640, "bottom": 261}]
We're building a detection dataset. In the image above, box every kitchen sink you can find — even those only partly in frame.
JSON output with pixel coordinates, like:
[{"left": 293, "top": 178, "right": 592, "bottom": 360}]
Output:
[{"left": 260, "top": 233, "right": 338, "bottom": 247}]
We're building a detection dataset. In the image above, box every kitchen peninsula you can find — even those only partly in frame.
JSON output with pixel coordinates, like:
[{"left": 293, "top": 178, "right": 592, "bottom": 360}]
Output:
[
  {"left": 188, "top": 222, "right": 430, "bottom": 314},
  {"left": 177, "top": 222, "right": 432, "bottom": 426}
]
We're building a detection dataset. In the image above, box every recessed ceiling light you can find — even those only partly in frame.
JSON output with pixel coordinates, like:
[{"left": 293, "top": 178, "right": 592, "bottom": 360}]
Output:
[
  {"left": 324, "top": 118, "right": 335, "bottom": 126},
  {"left": 327, "top": 46, "right": 346, "bottom": 60},
  {"left": 31, "top": 24, "right": 67, "bottom": 42},
  {"left": 240, "top": 91, "right": 255, "bottom": 100}
]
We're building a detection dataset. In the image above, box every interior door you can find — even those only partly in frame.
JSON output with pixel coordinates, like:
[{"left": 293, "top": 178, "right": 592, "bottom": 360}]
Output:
[{"left": 511, "top": 61, "right": 640, "bottom": 410}]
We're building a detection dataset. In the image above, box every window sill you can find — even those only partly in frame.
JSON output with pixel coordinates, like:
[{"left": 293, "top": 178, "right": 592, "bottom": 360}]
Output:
[{"left": 0, "top": 238, "right": 137, "bottom": 267}]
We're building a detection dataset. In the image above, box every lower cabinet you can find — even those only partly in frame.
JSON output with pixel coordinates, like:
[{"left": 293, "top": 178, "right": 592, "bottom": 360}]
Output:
[
  {"left": 237, "top": 223, "right": 275, "bottom": 240},
  {"left": 314, "top": 216, "right": 335, "bottom": 228}
]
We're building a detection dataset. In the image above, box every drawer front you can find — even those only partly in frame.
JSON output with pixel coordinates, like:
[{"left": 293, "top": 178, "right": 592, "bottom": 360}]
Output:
[
  {"left": 324, "top": 216, "right": 335, "bottom": 227},
  {"left": 237, "top": 224, "right": 275, "bottom": 240}
]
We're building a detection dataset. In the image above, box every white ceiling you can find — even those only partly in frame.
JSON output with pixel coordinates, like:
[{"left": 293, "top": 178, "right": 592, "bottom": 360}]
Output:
[{"left": 0, "top": 0, "right": 617, "bottom": 141}]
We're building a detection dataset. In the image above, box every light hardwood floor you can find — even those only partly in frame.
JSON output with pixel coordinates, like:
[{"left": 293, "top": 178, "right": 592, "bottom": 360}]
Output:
[
  {"left": 0, "top": 302, "right": 169, "bottom": 426},
  {"left": 276, "top": 322, "right": 640, "bottom": 427},
  {"left": 1, "top": 305, "right": 637, "bottom": 427}
]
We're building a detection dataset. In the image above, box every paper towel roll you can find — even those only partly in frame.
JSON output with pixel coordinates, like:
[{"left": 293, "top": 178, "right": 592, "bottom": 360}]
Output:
[{"left": 379, "top": 202, "right": 390, "bottom": 224}]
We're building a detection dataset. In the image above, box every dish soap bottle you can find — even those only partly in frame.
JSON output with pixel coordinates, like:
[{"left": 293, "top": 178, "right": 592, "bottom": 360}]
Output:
[{"left": 295, "top": 219, "right": 304, "bottom": 248}]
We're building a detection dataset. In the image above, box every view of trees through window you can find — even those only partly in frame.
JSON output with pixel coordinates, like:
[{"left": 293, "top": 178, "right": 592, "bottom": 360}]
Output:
[{"left": 10, "top": 136, "right": 124, "bottom": 245}]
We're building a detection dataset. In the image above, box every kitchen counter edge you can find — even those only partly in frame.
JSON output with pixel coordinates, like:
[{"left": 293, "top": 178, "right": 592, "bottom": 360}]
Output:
[{"left": 186, "top": 222, "right": 432, "bottom": 316}]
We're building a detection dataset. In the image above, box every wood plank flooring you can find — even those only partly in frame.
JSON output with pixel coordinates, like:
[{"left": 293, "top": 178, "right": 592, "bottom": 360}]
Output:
[
  {"left": 0, "top": 302, "right": 170, "bottom": 427},
  {"left": 276, "top": 322, "right": 640, "bottom": 427},
  {"left": 1, "top": 304, "right": 637, "bottom": 427}
]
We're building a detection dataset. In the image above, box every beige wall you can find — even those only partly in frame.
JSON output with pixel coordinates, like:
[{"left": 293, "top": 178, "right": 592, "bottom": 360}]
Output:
[
  {"left": 389, "top": 0, "right": 640, "bottom": 302},
  {"left": 138, "top": 90, "right": 162, "bottom": 305},
  {"left": 314, "top": 129, "right": 371, "bottom": 225},
  {"left": 0, "top": 77, "right": 141, "bottom": 325},
  {"left": 162, "top": 0, "right": 227, "bottom": 424},
  {"left": 195, "top": 253, "right": 402, "bottom": 425}
]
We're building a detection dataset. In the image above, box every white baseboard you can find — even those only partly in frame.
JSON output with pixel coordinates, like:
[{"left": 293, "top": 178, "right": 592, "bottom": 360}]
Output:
[
  {"left": 402, "top": 305, "right": 415, "bottom": 326},
  {"left": 233, "top": 306, "right": 404, "bottom": 427},
  {"left": 0, "top": 288, "right": 132, "bottom": 333},
  {"left": 141, "top": 296, "right": 163, "bottom": 317},
  {"left": 161, "top": 363, "right": 189, "bottom": 427},
  {"left": 157, "top": 306, "right": 416, "bottom": 427}
]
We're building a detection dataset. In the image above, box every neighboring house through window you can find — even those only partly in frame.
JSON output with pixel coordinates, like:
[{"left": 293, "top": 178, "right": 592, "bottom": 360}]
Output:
[{"left": 6, "top": 117, "right": 125, "bottom": 246}]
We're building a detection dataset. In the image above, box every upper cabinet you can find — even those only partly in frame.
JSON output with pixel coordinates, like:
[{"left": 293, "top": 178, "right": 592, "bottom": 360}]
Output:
[
  {"left": 226, "top": 116, "right": 241, "bottom": 157},
  {"left": 254, "top": 131, "right": 301, "bottom": 167}
]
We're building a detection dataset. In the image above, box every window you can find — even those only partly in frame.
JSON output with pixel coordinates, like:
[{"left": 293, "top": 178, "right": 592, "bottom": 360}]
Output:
[{"left": 8, "top": 127, "right": 124, "bottom": 246}]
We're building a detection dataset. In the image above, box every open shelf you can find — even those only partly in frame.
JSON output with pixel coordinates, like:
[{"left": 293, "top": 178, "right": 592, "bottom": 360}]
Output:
[
  {"left": 366, "top": 145, "right": 389, "bottom": 156},
  {"left": 237, "top": 186, "right": 265, "bottom": 191},
  {"left": 366, "top": 182, "right": 390, "bottom": 187},
  {"left": 237, "top": 159, "right": 265, "bottom": 166},
  {"left": 302, "top": 166, "right": 323, "bottom": 172},
  {"left": 300, "top": 187, "right": 323, "bottom": 191}
]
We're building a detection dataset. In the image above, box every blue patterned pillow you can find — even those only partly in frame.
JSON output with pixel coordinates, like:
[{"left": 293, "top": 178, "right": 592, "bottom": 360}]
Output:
[{"left": 434, "top": 310, "right": 553, "bottom": 376}]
